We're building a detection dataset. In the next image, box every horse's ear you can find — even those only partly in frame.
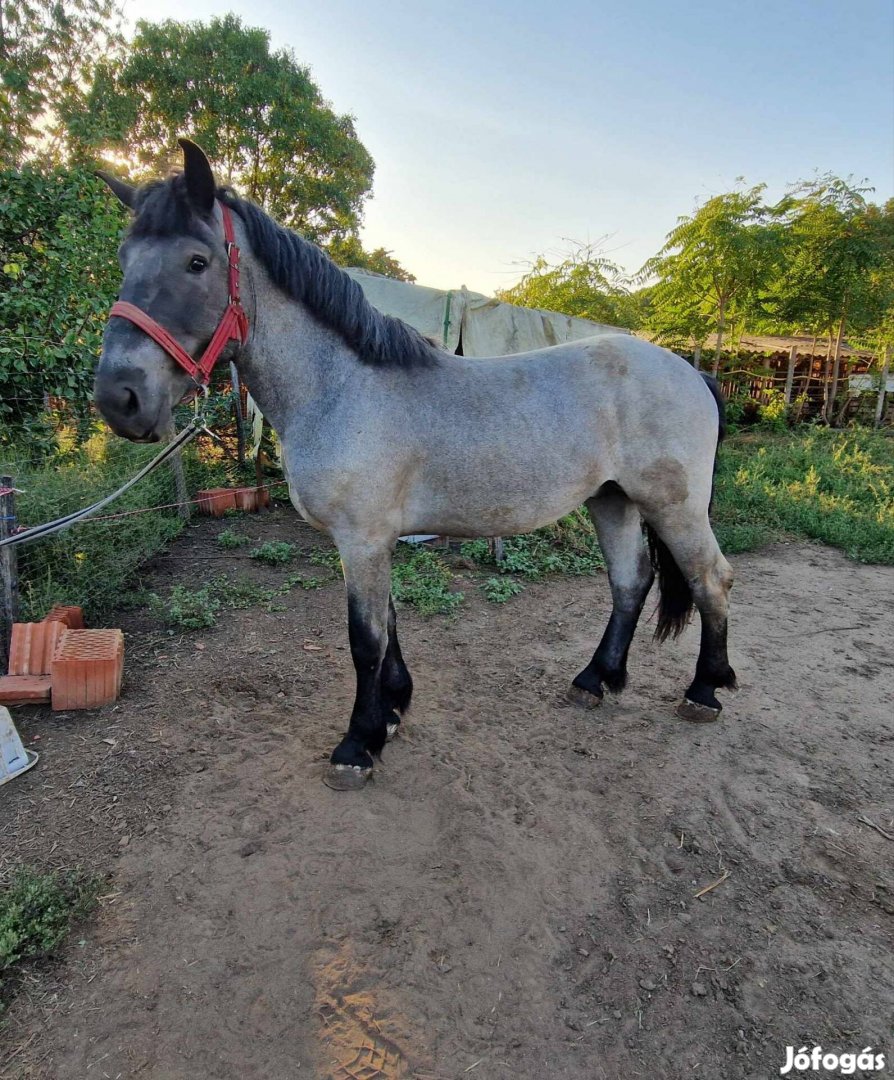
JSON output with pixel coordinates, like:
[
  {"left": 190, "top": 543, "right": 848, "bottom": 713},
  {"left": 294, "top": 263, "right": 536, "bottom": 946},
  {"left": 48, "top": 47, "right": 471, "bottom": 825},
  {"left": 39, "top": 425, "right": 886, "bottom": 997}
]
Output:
[
  {"left": 178, "top": 138, "right": 216, "bottom": 215},
  {"left": 95, "top": 170, "right": 135, "bottom": 209}
]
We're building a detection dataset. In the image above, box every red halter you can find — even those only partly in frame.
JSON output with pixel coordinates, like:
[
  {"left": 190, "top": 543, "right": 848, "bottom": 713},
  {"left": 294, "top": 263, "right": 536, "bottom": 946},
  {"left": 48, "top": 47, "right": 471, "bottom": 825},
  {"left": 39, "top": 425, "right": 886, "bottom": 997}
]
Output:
[{"left": 109, "top": 202, "right": 249, "bottom": 387}]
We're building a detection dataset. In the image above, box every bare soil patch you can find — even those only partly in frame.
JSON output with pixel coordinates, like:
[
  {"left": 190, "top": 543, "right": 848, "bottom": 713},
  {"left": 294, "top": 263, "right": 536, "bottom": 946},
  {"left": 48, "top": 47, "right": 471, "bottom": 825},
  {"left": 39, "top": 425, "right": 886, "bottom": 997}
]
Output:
[{"left": 1, "top": 507, "right": 892, "bottom": 1079}]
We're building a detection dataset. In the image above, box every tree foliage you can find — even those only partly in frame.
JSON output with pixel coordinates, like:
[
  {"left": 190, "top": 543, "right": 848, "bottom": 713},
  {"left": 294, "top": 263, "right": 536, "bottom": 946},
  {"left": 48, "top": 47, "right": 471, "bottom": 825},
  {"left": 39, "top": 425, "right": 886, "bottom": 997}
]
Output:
[
  {"left": 327, "top": 234, "right": 416, "bottom": 282},
  {"left": 0, "top": 166, "right": 125, "bottom": 446},
  {"left": 73, "top": 15, "right": 375, "bottom": 242},
  {"left": 0, "top": 0, "right": 122, "bottom": 167},
  {"left": 640, "top": 185, "right": 783, "bottom": 369},
  {"left": 497, "top": 241, "right": 640, "bottom": 328}
]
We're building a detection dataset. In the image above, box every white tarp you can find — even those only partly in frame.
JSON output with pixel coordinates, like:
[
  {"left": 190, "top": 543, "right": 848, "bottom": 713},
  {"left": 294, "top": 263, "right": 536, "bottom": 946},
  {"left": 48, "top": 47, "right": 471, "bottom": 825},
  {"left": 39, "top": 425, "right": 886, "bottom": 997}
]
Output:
[
  {"left": 344, "top": 270, "right": 627, "bottom": 356},
  {"left": 849, "top": 373, "right": 894, "bottom": 392}
]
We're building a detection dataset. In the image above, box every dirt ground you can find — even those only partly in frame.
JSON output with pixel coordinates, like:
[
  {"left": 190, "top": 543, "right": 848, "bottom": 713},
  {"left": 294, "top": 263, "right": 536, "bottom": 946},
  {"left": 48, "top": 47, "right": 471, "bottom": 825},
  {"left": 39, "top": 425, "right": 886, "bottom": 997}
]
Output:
[{"left": 1, "top": 506, "right": 892, "bottom": 1080}]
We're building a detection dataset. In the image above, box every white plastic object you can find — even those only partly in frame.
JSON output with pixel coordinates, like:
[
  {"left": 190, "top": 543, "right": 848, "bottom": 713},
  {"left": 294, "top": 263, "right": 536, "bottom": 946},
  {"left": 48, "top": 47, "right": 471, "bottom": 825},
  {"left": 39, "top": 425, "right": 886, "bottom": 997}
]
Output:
[{"left": 0, "top": 705, "right": 38, "bottom": 787}]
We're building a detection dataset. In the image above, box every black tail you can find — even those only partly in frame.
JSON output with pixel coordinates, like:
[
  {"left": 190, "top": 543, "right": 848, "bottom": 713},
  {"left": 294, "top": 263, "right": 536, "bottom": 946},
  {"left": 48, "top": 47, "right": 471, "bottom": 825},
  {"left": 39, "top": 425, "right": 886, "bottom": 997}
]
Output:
[{"left": 645, "top": 373, "right": 727, "bottom": 643}]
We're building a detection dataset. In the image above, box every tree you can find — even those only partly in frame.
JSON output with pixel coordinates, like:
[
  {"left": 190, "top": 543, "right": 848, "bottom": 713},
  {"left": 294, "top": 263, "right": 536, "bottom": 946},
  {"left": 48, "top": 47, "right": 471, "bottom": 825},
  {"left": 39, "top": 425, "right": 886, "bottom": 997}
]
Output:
[
  {"left": 0, "top": 166, "right": 125, "bottom": 446},
  {"left": 72, "top": 15, "right": 375, "bottom": 243},
  {"left": 327, "top": 234, "right": 416, "bottom": 282},
  {"left": 641, "top": 185, "right": 782, "bottom": 374},
  {"left": 0, "top": 0, "right": 121, "bottom": 167},
  {"left": 771, "top": 176, "right": 889, "bottom": 420},
  {"left": 496, "top": 241, "right": 640, "bottom": 328}
]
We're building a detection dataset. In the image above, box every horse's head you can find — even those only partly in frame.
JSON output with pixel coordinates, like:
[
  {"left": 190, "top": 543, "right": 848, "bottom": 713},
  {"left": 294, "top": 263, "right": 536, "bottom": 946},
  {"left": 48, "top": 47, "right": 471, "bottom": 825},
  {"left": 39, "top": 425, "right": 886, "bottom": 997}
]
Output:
[{"left": 94, "top": 140, "right": 239, "bottom": 441}]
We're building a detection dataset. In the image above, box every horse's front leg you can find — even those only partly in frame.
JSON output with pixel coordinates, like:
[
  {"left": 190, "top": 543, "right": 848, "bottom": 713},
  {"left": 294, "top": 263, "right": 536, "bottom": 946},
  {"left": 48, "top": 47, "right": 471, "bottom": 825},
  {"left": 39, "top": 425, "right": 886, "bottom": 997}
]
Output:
[{"left": 324, "top": 537, "right": 395, "bottom": 790}]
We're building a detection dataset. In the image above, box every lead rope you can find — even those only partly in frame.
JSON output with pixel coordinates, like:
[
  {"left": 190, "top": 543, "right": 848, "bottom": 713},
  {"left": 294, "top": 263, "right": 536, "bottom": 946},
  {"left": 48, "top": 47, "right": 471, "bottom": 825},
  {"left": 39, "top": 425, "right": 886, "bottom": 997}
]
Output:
[{"left": 0, "top": 416, "right": 205, "bottom": 550}]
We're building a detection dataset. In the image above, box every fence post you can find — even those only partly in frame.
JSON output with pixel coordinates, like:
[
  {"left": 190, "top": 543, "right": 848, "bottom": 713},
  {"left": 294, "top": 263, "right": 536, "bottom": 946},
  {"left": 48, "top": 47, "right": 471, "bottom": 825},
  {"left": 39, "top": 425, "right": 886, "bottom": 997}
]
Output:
[
  {"left": 876, "top": 344, "right": 892, "bottom": 429},
  {"left": 231, "top": 362, "right": 246, "bottom": 468},
  {"left": 783, "top": 344, "right": 797, "bottom": 404},
  {"left": 164, "top": 423, "right": 191, "bottom": 522},
  {"left": 0, "top": 476, "right": 20, "bottom": 671}
]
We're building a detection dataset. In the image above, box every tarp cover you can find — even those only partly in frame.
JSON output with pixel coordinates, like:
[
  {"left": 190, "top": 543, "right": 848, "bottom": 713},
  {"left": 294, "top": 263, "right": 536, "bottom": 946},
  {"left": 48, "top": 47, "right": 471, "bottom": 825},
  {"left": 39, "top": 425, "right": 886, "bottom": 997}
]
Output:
[{"left": 344, "top": 270, "right": 627, "bottom": 357}]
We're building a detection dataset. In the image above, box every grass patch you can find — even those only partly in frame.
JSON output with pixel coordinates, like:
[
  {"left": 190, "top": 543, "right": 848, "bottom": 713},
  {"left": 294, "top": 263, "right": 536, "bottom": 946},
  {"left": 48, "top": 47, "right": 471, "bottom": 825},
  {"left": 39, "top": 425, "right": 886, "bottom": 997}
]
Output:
[
  {"left": 217, "top": 528, "right": 251, "bottom": 550},
  {"left": 462, "top": 508, "right": 605, "bottom": 580},
  {"left": 1, "top": 868, "right": 102, "bottom": 1011},
  {"left": 3, "top": 430, "right": 234, "bottom": 621},
  {"left": 480, "top": 576, "right": 524, "bottom": 603},
  {"left": 713, "top": 428, "right": 894, "bottom": 563},
  {"left": 392, "top": 545, "right": 463, "bottom": 616},
  {"left": 250, "top": 541, "right": 297, "bottom": 565}
]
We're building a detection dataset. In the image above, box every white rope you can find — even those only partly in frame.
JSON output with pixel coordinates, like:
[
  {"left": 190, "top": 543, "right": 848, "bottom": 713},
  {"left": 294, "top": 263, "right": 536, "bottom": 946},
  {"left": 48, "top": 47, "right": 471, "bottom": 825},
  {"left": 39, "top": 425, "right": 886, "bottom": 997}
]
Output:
[{"left": 0, "top": 419, "right": 203, "bottom": 550}]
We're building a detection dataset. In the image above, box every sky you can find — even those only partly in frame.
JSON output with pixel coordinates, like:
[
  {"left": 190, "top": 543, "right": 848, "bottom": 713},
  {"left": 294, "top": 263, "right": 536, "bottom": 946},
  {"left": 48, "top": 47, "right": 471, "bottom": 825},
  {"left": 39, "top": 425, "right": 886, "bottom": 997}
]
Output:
[{"left": 121, "top": 0, "right": 894, "bottom": 295}]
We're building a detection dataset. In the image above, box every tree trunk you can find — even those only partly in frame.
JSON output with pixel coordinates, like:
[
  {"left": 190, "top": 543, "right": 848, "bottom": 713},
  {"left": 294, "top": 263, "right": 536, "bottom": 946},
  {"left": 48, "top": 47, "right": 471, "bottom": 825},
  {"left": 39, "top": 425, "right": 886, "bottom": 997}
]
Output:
[
  {"left": 820, "top": 333, "right": 835, "bottom": 424},
  {"left": 0, "top": 476, "right": 20, "bottom": 671},
  {"left": 876, "top": 344, "right": 892, "bottom": 428},
  {"left": 693, "top": 345, "right": 702, "bottom": 371},
  {"left": 712, "top": 298, "right": 726, "bottom": 377},
  {"left": 783, "top": 344, "right": 797, "bottom": 404},
  {"left": 826, "top": 312, "right": 847, "bottom": 425}
]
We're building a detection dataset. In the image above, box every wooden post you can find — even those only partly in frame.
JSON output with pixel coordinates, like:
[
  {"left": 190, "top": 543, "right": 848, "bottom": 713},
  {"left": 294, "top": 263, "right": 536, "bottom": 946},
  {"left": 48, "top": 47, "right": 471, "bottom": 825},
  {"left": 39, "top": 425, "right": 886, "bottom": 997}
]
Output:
[
  {"left": 693, "top": 345, "right": 702, "bottom": 371},
  {"left": 0, "top": 476, "right": 20, "bottom": 672},
  {"left": 783, "top": 344, "right": 797, "bottom": 404},
  {"left": 231, "top": 361, "right": 246, "bottom": 468},
  {"left": 876, "top": 344, "right": 892, "bottom": 429},
  {"left": 164, "top": 421, "right": 191, "bottom": 521}
]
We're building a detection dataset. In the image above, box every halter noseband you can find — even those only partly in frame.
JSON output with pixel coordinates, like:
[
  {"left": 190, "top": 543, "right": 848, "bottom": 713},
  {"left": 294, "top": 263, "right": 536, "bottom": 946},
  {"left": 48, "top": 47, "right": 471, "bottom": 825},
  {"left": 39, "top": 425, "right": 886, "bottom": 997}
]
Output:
[{"left": 108, "top": 201, "right": 249, "bottom": 387}]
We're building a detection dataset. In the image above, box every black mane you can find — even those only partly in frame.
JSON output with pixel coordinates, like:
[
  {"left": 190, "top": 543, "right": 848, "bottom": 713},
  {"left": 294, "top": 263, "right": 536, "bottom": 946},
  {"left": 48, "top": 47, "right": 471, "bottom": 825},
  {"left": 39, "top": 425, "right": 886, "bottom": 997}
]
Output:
[{"left": 128, "top": 174, "right": 441, "bottom": 369}]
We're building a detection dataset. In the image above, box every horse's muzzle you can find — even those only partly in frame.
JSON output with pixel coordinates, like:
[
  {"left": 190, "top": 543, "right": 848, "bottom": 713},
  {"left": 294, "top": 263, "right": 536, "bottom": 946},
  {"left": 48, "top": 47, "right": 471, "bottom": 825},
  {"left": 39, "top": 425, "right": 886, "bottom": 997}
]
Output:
[{"left": 94, "top": 367, "right": 164, "bottom": 442}]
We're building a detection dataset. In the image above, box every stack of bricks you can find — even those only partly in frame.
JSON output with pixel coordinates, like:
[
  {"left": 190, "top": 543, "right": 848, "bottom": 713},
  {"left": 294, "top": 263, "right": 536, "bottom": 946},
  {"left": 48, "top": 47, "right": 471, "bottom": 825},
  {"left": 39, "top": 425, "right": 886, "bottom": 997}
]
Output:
[
  {"left": 0, "top": 606, "right": 125, "bottom": 710},
  {"left": 195, "top": 486, "right": 271, "bottom": 515}
]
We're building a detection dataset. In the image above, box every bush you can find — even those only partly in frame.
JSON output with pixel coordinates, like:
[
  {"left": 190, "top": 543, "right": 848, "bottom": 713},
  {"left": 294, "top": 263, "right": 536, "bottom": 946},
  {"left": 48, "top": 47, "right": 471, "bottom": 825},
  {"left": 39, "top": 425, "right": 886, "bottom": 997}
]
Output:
[{"left": 0, "top": 868, "right": 101, "bottom": 1010}]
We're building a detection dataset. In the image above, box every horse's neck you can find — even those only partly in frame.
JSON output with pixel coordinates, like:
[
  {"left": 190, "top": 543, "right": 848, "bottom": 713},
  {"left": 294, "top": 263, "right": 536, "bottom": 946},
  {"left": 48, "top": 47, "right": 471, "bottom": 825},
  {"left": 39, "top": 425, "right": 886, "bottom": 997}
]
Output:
[{"left": 234, "top": 251, "right": 351, "bottom": 436}]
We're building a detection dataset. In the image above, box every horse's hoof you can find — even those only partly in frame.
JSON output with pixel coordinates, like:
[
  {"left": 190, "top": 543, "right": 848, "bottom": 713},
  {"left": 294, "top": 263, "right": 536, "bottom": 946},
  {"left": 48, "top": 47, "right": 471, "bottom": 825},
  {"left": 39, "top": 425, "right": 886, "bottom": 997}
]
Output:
[
  {"left": 323, "top": 763, "right": 374, "bottom": 790},
  {"left": 567, "top": 684, "right": 603, "bottom": 710},
  {"left": 676, "top": 699, "right": 721, "bottom": 724},
  {"left": 386, "top": 721, "right": 400, "bottom": 742}
]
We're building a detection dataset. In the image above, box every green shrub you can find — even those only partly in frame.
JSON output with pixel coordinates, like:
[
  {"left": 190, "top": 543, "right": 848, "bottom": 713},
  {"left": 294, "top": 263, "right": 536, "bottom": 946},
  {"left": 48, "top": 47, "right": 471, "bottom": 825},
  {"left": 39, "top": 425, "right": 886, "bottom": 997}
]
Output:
[
  {"left": 480, "top": 577, "right": 524, "bottom": 603},
  {"left": 151, "top": 584, "right": 221, "bottom": 629},
  {"left": 0, "top": 868, "right": 102, "bottom": 1010},
  {"left": 392, "top": 546, "right": 463, "bottom": 616},
  {"left": 250, "top": 540, "right": 296, "bottom": 565},
  {"left": 217, "top": 528, "right": 251, "bottom": 549},
  {"left": 461, "top": 509, "right": 604, "bottom": 580}
]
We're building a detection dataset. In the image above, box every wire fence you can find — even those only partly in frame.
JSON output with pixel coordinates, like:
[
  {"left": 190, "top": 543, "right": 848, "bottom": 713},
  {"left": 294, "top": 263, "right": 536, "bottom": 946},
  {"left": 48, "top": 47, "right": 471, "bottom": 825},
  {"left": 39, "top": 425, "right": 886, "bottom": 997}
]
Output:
[{"left": 0, "top": 386, "right": 278, "bottom": 624}]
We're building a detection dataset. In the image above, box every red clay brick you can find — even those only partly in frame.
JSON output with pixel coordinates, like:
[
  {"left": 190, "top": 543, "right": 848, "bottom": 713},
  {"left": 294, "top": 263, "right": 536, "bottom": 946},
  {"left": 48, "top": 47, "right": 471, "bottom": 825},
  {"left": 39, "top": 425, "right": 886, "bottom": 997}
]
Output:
[
  {"left": 44, "top": 604, "right": 85, "bottom": 629},
  {"left": 0, "top": 675, "right": 52, "bottom": 705},
  {"left": 7, "top": 621, "right": 64, "bottom": 676},
  {"left": 235, "top": 487, "right": 258, "bottom": 512},
  {"left": 51, "top": 629, "right": 124, "bottom": 711},
  {"left": 196, "top": 488, "right": 238, "bottom": 516}
]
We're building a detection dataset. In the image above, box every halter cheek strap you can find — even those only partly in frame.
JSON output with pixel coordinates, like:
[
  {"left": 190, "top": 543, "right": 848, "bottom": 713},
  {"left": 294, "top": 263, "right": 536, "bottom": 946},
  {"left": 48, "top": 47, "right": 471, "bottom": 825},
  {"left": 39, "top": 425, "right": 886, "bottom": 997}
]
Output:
[{"left": 108, "top": 202, "right": 249, "bottom": 387}]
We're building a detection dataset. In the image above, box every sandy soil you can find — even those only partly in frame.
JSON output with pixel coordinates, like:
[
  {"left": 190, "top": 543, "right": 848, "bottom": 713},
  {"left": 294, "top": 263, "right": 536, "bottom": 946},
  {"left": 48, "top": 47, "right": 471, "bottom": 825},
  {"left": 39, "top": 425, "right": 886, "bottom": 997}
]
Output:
[{"left": 1, "top": 507, "right": 892, "bottom": 1080}]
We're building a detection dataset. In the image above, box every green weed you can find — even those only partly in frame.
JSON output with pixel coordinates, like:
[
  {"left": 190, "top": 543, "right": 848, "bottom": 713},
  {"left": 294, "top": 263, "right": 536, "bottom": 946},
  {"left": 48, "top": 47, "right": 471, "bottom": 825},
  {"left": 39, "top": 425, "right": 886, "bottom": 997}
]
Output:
[
  {"left": 0, "top": 868, "right": 102, "bottom": 1010},
  {"left": 217, "top": 528, "right": 251, "bottom": 550},
  {"left": 150, "top": 584, "right": 221, "bottom": 629},
  {"left": 392, "top": 546, "right": 463, "bottom": 616},
  {"left": 250, "top": 541, "right": 297, "bottom": 565},
  {"left": 480, "top": 577, "right": 524, "bottom": 603}
]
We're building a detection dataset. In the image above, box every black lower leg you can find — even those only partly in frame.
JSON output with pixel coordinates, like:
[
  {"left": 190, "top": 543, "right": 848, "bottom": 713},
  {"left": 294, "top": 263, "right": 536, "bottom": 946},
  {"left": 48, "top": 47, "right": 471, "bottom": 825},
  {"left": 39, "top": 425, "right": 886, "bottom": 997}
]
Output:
[
  {"left": 684, "top": 616, "right": 737, "bottom": 711},
  {"left": 381, "top": 597, "right": 413, "bottom": 716},
  {"left": 330, "top": 596, "right": 391, "bottom": 768},
  {"left": 573, "top": 582, "right": 652, "bottom": 699}
]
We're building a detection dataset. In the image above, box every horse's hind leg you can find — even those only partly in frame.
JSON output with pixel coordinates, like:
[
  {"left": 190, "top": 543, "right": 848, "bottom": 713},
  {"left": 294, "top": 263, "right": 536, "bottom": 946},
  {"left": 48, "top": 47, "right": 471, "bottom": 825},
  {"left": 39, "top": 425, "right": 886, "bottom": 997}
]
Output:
[
  {"left": 381, "top": 596, "right": 413, "bottom": 738},
  {"left": 569, "top": 486, "right": 654, "bottom": 708},
  {"left": 324, "top": 536, "right": 397, "bottom": 790},
  {"left": 647, "top": 511, "right": 737, "bottom": 723}
]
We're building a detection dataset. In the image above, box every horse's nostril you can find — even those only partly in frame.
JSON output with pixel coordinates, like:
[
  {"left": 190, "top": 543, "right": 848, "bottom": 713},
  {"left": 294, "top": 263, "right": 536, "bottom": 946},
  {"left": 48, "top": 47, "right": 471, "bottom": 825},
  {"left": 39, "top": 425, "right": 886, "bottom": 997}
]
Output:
[{"left": 123, "top": 387, "right": 140, "bottom": 416}]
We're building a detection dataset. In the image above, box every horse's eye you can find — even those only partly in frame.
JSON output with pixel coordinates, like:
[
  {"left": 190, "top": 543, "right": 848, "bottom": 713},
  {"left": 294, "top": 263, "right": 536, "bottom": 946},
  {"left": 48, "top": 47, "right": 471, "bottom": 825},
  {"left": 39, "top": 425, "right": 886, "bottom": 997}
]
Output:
[{"left": 188, "top": 256, "right": 208, "bottom": 273}]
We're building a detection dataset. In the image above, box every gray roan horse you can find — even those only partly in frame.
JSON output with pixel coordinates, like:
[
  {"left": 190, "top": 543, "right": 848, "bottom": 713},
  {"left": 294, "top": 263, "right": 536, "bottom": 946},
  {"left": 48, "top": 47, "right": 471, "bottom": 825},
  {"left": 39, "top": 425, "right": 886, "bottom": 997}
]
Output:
[{"left": 94, "top": 140, "right": 736, "bottom": 790}]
